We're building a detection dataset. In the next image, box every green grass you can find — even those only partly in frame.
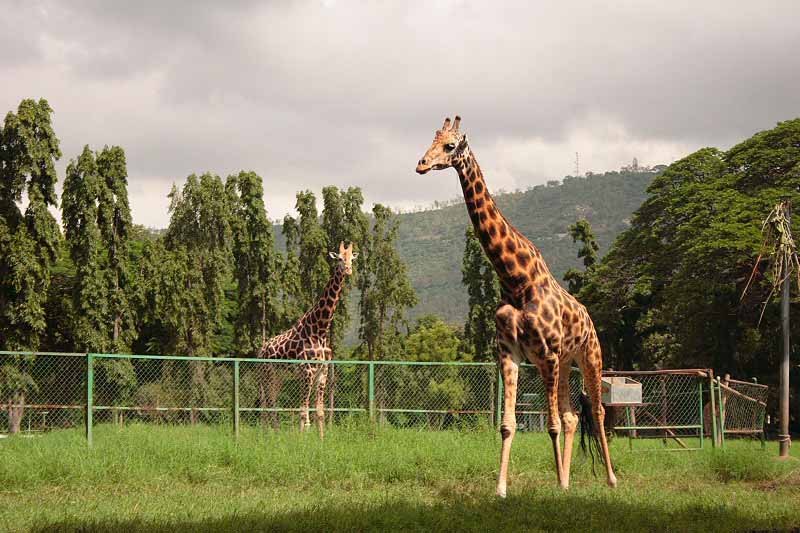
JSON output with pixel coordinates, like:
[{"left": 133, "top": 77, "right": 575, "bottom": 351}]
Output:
[{"left": 1, "top": 423, "right": 799, "bottom": 532}]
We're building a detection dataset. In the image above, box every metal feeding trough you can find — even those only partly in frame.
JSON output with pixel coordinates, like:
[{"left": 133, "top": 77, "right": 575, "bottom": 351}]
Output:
[{"left": 601, "top": 376, "right": 642, "bottom": 405}]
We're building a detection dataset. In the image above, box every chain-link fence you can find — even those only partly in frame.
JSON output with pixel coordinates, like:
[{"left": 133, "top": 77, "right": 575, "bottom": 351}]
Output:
[
  {"left": 0, "top": 352, "right": 766, "bottom": 450},
  {"left": 718, "top": 376, "right": 768, "bottom": 441},
  {"left": 605, "top": 370, "right": 711, "bottom": 450}
]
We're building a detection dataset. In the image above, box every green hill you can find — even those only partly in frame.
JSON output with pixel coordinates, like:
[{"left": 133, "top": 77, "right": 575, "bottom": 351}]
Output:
[{"left": 394, "top": 170, "right": 656, "bottom": 325}]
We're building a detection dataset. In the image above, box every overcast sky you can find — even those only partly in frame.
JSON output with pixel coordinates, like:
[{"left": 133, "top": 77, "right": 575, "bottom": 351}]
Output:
[{"left": 2, "top": 1, "right": 799, "bottom": 228}]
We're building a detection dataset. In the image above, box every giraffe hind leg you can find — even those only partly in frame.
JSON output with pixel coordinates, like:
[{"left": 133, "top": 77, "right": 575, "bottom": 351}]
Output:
[
  {"left": 579, "top": 340, "right": 617, "bottom": 488},
  {"left": 559, "top": 358, "right": 579, "bottom": 489}
]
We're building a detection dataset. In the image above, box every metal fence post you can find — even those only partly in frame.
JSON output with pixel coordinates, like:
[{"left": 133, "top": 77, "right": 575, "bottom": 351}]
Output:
[
  {"left": 709, "top": 373, "right": 718, "bottom": 448},
  {"left": 368, "top": 362, "right": 375, "bottom": 422},
  {"left": 86, "top": 353, "right": 94, "bottom": 448},
  {"left": 233, "top": 359, "right": 240, "bottom": 439},
  {"left": 495, "top": 367, "right": 503, "bottom": 428},
  {"left": 717, "top": 377, "right": 726, "bottom": 448},
  {"left": 698, "top": 379, "right": 704, "bottom": 449}
]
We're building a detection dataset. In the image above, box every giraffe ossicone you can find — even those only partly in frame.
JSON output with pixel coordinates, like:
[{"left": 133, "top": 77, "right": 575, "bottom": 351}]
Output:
[
  {"left": 416, "top": 116, "right": 617, "bottom": 494},
  {"left": 256, "top": 241, "right": 357, "bottom": 439}
]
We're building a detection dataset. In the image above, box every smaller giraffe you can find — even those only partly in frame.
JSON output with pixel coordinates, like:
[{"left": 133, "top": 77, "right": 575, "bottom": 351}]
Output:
[{"left": 257, "top": 241, "right": 357, "bottom": 439}]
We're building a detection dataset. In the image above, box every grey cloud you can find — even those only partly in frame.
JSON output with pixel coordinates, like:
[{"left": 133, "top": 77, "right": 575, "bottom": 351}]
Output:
[{"left": 1, "top": 0, "right": 798, "bottom": 227}]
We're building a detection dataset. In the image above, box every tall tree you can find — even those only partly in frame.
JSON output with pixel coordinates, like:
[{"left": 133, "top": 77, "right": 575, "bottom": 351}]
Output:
[
  {"left": 61, "top": 146, "right": 107, "bottom": 351},
  {"left": 563, "top": 219, "right": 599, "bottom": 295},
  {"left": 160, "top": 173, "right": 233, "bottom": 358},
  {"left": 461, "top": 226, "right": 500, "bottom": 361},
  {"left": 0, "top": 99, "right": 62, "bottom": 433},
  {"left": 358, "top": 204, "right": 417, "bottom": 360},
  {"left": 0, "top": 98, "right": 62, "bottom": 349},
  {"left": 96, "top": 145, "right": 136, "bottom": 352},
  {"left": 278, "top": 214, "right": 303, "bottom": 330},
  {"left": 321, "top": 186, "right": 368, "bottom": 352},
  {"left": 227, "top": 171, "right": 280, "bottom": 355},
  {"left": 295, "top": 190, "right": 329, "bottom": 308}
]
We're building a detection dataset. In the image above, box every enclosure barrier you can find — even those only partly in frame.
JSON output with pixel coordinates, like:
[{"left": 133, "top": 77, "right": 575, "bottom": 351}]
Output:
[{"left": 0, "top": 352, "right": 766, "bottom": 450}]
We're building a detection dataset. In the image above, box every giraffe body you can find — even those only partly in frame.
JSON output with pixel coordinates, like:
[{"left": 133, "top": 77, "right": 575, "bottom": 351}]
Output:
[
  {"left": 416, "top": 117, "right": 616, "bottom": 495},
  {"left": 257, "top": 242, "right": 356, "bottom": 438}
]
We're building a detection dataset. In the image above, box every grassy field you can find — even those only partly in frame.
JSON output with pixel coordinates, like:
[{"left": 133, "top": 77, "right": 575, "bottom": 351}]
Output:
[{"left": 1, "top": 423, "right": 799, "bottom": 532}]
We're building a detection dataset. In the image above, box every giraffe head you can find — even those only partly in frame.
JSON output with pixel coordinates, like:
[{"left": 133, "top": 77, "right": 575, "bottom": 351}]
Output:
[
  {"left": 416, "top": 116, "right": 468, "bottom": 174},
  {"left": 328, "top": 241, "right": 358, "bottom": 275}
]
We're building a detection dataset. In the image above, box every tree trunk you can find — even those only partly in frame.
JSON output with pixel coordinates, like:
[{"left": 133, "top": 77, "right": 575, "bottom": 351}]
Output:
[{"left": 8, "top": 391, "right": 25, "bottom": 434}]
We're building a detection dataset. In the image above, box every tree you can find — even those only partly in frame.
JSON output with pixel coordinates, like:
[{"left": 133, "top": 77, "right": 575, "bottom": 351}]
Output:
[
  {"left": 321, "top": 186, "right": 369, "bottom": 352},
  {"left": 358, "top": 204, "right": 418, "bottom": 360},
  {"left": 0, "top": 98, "right": 62, "bottom": 350},
  {"left": 62, "top": 146, "right": 107, "bottom": 351},
  {"left": 159, "top": 173, "right": 233, "bottom": 358},
  {"left": 96, "top": 146, "right": 136, "bottom": 352},
  {"left": 563, "top": 219, "right": 599, "bottom": 295},
  {"left": 143, "top": 173, "right": 233, "bottom": 420},
  {"left": 294, "top": 190, "right": 329, "bottom": 309},
  {"left": 278, "top": 214, "right": 303, "bottom": 330},
  {"left": 0, "top": 99, "right": 61, "bottom": 433},
  {"left": 582, "top": 118, "right": 800, "bottom": 410},
  {"left": 461, "top": 226, "right": 500, "bottom": 361},
  {"left": 227, "top": 171, "right": 280, "bottom": 356}
]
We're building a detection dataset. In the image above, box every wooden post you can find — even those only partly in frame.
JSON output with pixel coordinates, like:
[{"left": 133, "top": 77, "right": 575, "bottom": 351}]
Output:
[{"left": 779, "top": 200, "right": 792, "bottom": 458}]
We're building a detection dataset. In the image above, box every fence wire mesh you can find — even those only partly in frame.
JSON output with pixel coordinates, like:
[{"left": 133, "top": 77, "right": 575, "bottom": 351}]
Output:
[
  {"left": 605, "top": 371, "right": 707, "bottom": 444},
  {"left": 0, "top": 353, "right": 86, "bottom": 433},
  {"left": 0, "top": 352, "right": 767, "bottom": 449},
  {"left": 720, "top": 378, "right": 768, "bottom": 436}
]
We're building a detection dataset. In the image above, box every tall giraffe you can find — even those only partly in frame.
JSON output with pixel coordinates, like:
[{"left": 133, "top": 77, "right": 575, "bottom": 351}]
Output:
[
  {"left": 416, "top": 116, "right": 616, "bottom": 496},
  {"left": 257, "top": 241, "right": 357, "bottom": 439}
]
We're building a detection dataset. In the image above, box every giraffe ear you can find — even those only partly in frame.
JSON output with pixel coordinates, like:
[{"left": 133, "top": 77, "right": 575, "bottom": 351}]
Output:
[
  {"left": 352, "top": 252, "right": 359, "bottom": 260},
  {"left": 329, "top": 251, "right": 339, "bottom": 259},
  {"left": 456, "top": 134, "right": 469, "bottom": 153}
]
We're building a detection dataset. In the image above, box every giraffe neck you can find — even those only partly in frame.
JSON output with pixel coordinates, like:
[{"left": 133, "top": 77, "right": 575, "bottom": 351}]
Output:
[
  {"left": 300, "top": 264, "right": 345, "bottom": 338},
  {"left": 453, "top": 148, "right": 550, "bottom": 299}
]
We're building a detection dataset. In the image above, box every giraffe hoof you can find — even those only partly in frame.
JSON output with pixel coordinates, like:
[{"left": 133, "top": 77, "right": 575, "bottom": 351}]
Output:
[
  {"left": 496, "top": 487, "right": 507, "bottom": 499},
  {"left": 607, "top": 474, "right": 618, "bottom": 488}
]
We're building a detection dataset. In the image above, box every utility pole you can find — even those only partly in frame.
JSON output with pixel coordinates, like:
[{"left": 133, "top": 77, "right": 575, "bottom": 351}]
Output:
[
  {"left": 779, "top": 199, "right": 792, "bottom": 458},
  {"left": 575, "top": 152, "right": 580, "bottom": 177}
]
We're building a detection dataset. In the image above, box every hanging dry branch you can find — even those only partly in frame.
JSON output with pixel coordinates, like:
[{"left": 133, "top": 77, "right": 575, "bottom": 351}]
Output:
[{"left": 741, "top": 200, "right": 800, "bottom": 325}]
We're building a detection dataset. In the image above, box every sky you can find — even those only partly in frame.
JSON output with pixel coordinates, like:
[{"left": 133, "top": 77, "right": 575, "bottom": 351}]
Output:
[{"left": 1, "top": 0, "right": 799, "bottom": 228}]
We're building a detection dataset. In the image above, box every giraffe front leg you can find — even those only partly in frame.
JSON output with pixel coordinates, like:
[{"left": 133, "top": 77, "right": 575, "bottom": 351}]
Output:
[
  {"left": 300, "top": 365, "right": 313, "bottom": 432},
  {"left": 496, "top": 346, "right": 521, "bottom": 498},
  {"left": 315, "top": 357, "right": 329, "bottom": 440}
]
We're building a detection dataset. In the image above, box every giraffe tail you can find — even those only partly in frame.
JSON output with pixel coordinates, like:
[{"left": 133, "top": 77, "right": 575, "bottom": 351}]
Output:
[{"left": 578, "top": 390, "right": 605, "bottom": 476}]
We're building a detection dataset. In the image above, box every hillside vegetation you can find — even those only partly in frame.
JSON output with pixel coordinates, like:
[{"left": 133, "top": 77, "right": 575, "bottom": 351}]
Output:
[{"left": 392, "top": 170, "right": 656, "bottom": 323}]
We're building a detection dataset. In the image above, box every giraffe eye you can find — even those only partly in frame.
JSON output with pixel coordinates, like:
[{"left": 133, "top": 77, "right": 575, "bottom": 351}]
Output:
[{"left": 444, "top": 143, "right": 456, "bottom": 152}]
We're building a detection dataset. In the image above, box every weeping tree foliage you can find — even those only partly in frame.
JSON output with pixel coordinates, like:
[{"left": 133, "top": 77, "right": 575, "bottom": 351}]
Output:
[
  {"left": 358, "top": 204, "right": 418, "bottom": 360},
  {"left": 563, "top": 219, "right": 600, "bottom": 295},
  {"left": 0, "top": 98, "right": 61, "bottom": 350},
  {"left": 294, "top": 190, "right": 329, "bottom": 309},
  {"left": 63, "top": 145, "right": 137, "bottom": 405},
  {"left": 158, "top": 173, "right": 233, "bottom": 358},
  {"left": 461, "top": 226, "right": 500, "bottom": 361},
  {"left": 278, "top": 214, "right": 303, "bottom": 330},
  {"left": 227, "top": 171, "right": 280, "bottom": 355},
  {"left": 96, "top": 146, "right": 136, "bottom": 352},
  {"left": 321, "top": 186, "right": 368, "bottom": 352},
  {"left": 0, "top": 99, "right": 61, "bottom": 433}
]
